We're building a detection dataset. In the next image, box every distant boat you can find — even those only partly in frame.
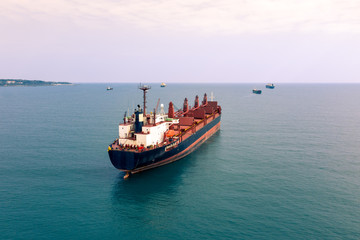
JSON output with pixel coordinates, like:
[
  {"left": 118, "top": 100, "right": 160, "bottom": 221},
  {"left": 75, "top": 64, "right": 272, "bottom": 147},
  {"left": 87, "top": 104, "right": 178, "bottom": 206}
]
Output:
[
  {"left": 252, "top": 89, "right": 262, "bottom": 94},
  {"left": 160, "top": 83, "right": 166, "bottom": 87},
  {"left": 266, "top": 83, "right": 275, "bottom": 89},
  {"left": 107, "top": 87, "right": 113, "bottom": 90}
]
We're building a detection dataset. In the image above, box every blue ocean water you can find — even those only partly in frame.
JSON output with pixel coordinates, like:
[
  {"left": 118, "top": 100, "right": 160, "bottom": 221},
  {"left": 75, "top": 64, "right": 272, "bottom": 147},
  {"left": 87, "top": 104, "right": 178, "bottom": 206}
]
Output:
[{"left": 1, "top": 83, "right": 360, "bottom": 240}]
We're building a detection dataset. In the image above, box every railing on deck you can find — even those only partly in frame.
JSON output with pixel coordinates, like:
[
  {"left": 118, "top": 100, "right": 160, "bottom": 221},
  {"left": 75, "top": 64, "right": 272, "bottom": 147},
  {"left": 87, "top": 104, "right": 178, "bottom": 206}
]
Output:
[{"left": 110, "top": 108, "right": 220, "bottom": 152}]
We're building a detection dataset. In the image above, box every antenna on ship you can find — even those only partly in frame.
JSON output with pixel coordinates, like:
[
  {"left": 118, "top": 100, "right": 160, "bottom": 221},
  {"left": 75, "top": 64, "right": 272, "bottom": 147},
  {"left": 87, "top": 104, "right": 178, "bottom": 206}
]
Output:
[
  {"left": 139, "top": 83, "right": 151, "bottom": 116},
  {"left": 123, "top": 111, "right": 127, "bottom": 124}
]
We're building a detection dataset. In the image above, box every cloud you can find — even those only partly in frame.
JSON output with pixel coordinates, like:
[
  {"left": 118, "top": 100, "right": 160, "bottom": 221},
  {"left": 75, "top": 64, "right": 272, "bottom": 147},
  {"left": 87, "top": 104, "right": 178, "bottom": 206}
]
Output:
[{"left": 1, "top": 0, "right": 360, "bottom": 35}]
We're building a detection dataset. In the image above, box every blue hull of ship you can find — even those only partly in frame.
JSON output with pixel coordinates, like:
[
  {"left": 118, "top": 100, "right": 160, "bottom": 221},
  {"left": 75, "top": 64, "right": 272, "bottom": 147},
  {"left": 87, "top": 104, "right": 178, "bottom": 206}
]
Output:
[{"left": 108, "top": 115, "right": 221, "bottom": 172}]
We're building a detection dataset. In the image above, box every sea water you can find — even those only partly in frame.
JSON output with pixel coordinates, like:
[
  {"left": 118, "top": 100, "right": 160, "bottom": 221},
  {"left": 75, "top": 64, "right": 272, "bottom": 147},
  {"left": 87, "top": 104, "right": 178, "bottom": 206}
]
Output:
[{"left": 1, "top": 83, "right": 360, "bottom": 239}]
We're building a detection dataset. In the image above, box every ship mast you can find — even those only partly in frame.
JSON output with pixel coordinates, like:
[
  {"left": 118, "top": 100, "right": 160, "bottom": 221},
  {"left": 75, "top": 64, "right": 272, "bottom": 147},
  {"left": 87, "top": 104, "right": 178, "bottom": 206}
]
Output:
[{"left": 139, "top": 84, "right": 151, "bottom": 116}]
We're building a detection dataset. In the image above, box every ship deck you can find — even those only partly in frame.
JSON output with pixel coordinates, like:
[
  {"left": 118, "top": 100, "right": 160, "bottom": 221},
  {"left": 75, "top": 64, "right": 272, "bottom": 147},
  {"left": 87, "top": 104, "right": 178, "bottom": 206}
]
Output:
[{"left": 109, "top": 112, "right": 220, "bottom": 153}]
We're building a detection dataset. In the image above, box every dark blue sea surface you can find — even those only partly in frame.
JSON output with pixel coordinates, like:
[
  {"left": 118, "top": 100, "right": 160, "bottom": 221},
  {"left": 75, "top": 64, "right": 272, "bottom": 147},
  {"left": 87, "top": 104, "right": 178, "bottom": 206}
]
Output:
[{"left": 1, "top": 83, "right": 360, "bottom": 239}]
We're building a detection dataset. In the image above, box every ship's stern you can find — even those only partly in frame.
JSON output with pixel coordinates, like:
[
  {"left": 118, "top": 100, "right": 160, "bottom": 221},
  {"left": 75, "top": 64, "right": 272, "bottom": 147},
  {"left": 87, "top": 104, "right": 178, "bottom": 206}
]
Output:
[{"left": 108, "top": 150, "right": 138, "bottom": 171}]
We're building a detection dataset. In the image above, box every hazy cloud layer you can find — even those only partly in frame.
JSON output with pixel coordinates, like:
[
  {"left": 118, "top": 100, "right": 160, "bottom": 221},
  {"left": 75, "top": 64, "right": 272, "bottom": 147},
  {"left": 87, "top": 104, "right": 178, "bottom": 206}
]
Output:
[
  {"left": 1, "top": 0, "right": 360, "bottom": 34},
  {"left": 1, "top": 0, "right": 360, "bottom": 83}
]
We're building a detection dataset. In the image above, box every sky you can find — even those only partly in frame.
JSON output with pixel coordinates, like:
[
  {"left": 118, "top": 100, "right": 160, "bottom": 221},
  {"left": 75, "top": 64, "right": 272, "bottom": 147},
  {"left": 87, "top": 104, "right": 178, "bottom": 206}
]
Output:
[{"left": 1, "top": 0, "right": 360, "bottom": 83}]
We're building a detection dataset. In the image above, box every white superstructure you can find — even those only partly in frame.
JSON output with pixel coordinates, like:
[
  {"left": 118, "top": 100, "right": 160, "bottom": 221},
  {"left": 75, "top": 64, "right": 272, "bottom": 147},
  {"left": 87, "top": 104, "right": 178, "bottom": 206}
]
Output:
[{"left": 118, "top": 111, "right": 177, "bottom": 147}]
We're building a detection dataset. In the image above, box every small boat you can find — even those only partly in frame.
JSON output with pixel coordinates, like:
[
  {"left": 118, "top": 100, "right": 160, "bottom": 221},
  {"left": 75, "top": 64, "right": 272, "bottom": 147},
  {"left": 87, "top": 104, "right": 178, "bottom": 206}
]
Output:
[
  {"left": 107, "top": 87, "right": 113, "bottom": 90},
  {"left": 252, "top": 89, "right": 262, "bottom": 94},
  {"left": 266, "top": 83, "right": 275, "bottom": 89},
  {"left": 160, "top": 83, "right": 166, "bottom": 87}
]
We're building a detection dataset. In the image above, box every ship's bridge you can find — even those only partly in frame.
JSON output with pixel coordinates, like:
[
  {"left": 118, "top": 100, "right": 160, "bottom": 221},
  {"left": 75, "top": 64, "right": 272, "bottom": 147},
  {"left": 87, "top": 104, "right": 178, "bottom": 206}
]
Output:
[{"left": 118, "top": 116, "right": 177, "bottom": 147}]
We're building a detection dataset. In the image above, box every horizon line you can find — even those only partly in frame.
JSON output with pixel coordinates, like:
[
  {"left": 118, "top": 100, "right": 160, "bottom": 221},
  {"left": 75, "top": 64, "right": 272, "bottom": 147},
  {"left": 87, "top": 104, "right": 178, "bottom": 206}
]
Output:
[{"left": 71, "top": 82, "right": 360, "bottom": 84}]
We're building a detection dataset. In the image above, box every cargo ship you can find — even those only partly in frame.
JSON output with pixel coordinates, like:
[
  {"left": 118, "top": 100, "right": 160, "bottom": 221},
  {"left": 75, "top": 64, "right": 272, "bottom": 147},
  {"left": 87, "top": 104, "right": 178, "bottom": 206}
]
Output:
[
  {"left": 252, "top": 89, "right": 262, "bottom": 94},
  {"left": 108, "top": 84, "right": 221, "bottom": 178},
  {"left": 266, "top": 83, "right": 275, "bottom": 89}
]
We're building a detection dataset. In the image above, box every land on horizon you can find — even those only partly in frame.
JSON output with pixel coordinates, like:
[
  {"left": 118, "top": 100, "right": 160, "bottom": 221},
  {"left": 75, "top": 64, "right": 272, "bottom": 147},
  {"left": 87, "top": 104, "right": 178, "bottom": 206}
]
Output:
[{"left": 0, "top": 79, "right": 71, "bottom": 87}]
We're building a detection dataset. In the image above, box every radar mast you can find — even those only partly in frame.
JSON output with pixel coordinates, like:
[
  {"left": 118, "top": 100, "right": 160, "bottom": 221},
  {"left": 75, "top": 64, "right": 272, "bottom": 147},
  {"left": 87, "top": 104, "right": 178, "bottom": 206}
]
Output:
[{"left": 139, "top": 84, "right": 151, "bottom": 116}]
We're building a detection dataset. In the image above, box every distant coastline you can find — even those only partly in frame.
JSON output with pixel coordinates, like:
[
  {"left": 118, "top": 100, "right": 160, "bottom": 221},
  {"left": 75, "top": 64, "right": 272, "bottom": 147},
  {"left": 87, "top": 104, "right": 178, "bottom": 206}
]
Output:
[{"left": 0, "top": 79, "right": 72, "bottom": 87}]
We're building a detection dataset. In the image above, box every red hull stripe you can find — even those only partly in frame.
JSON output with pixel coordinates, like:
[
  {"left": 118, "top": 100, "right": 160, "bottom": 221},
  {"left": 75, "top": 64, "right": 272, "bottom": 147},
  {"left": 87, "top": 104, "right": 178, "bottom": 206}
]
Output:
[{"left": 131, "top": 121, "right": 221, "bottom": 174}]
